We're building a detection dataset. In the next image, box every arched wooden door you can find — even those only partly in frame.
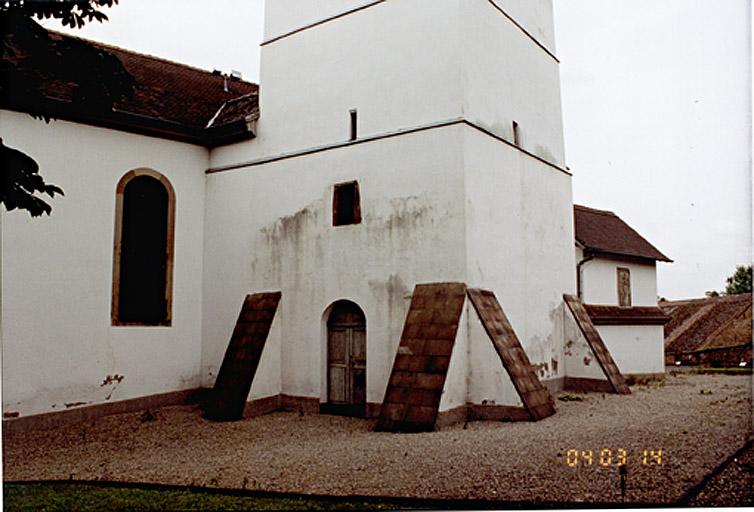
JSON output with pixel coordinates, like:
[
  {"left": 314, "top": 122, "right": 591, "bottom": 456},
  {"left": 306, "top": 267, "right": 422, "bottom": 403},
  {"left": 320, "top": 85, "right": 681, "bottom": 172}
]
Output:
[{"left": 325, "top": 301, "right": 366, "bottom": 417}]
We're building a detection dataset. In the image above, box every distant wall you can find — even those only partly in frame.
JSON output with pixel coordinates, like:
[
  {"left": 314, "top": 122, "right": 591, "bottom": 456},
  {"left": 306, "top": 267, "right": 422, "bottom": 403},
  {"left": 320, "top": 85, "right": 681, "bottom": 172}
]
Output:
[
  {"left": 596, "top": 325, "right": 665, "bottom": 375},
  {"left": 581, "top": 257, "right": 657, "bottom": 307}
]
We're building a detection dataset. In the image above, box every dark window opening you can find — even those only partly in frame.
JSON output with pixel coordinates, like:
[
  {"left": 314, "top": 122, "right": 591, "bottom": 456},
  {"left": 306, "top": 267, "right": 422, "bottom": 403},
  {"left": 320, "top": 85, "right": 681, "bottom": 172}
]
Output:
[
  {"left": 512, "top": 120, "right": 521, "bottom": 146},
  {"left": 333, "top": 181, "right": 361, "bottom": 226},
  {"left": 118, "top": 175, "right": 169, "bottom": 324},
  {"left": 350, "top": 109, "right": 358, "bottom": 141}
]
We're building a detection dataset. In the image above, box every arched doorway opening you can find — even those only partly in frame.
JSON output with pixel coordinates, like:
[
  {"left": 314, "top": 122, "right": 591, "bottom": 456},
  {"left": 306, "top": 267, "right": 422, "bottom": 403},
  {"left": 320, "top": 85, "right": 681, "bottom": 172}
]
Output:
[{"left": 323, "top": 300, "right": 366, "bottom": 417}]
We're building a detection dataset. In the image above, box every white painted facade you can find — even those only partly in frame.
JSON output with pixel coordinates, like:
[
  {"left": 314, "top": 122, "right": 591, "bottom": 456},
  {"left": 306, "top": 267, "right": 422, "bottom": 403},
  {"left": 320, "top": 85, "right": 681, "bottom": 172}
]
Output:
[
  {"left": 204, "top": 0, "right": 574, "bottom": 411},
  {"left": 576, "top": 246, "right": 658, "bottom": 307},
  {"left": 4, "top": 0, "right": 657, "bottom": 423},
  {"left": 575, "top": 247, "right": 666, "bottom": 375},
  {"left": 1, "top": 111, "right": 208, "bottom": 417}
]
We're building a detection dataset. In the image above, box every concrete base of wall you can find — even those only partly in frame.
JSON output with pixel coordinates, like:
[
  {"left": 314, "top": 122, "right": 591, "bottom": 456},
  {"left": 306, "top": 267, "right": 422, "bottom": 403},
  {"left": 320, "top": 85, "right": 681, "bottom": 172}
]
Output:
[
  {"left": 5, "top": 387, "right": 566, "bottom": 434},
  {"left": 2, "top": 389, "right": 200, "bottom": 434}
]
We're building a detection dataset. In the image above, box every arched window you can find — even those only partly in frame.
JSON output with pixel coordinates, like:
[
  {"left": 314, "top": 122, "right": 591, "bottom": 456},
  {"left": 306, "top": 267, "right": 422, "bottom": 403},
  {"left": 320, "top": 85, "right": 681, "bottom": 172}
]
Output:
[{"left": 112, "top": 169, "right": 175, "bottom": 326}]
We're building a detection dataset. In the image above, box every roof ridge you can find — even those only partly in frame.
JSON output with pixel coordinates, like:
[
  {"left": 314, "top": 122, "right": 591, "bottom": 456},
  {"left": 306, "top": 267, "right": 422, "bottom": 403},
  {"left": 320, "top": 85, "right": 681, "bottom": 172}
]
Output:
[
  {"left": 664, "top": 294, "right": 752, "bottom": 305},
  {"left": 47, "top": 29, "right": 258, "bottom": 87}
]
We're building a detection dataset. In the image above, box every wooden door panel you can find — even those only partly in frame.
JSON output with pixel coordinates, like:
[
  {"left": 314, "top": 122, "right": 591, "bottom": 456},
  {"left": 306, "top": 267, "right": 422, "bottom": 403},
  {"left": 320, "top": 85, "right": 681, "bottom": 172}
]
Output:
[
  {"left": 328, "top": 329, "right": 348, "bottom": 364},
  {"left": 351, "top": 329, "right": 366, "bottom": 364},
  {"left": 352, "top": 367, "right": 366, "bottom": 406},
  {"left": 329, "top": 366, "right": 347, "bottom": 403}
]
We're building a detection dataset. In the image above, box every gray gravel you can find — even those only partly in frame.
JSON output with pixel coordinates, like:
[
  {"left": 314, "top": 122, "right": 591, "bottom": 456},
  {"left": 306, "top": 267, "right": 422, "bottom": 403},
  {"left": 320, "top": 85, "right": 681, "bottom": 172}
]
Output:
[{"left": 3, "top": 373, "right": 752, "bottom": 505}]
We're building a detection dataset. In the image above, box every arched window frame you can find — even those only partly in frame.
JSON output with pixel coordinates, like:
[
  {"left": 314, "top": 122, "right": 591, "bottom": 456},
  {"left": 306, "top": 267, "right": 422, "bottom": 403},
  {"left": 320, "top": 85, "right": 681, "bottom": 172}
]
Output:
[{"left": 111, "top": 168, "right": 176, "bottom": 326}]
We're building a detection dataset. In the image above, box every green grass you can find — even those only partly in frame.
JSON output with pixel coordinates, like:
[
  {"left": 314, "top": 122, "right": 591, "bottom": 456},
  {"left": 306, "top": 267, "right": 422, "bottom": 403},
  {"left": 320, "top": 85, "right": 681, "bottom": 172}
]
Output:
[{"left": 3, "top": 483, "right": 411, "bottom": 511}]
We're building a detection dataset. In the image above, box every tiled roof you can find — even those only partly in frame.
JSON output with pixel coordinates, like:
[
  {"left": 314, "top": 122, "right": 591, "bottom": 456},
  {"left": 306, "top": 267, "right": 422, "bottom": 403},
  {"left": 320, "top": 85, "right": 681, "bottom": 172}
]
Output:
[
  {"left": 2, "top": 25, "right": 258, "bottom": 147},
  {"left": 584, "top": 304, "right": 669, "bottom": 326},
  {"left": 207, "top": 92, "right": 260, "bottom": 128},
  {"left": 661, "top": 294, "right": 752, "bottom": 354},
  {"left": 574, "top": 205, "right": 672, "bottom": 262}
]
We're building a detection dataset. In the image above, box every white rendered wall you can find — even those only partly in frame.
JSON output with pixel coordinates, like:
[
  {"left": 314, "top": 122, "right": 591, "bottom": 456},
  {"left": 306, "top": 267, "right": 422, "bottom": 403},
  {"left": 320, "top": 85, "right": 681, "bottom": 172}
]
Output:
[
  {"left": 263, "top": 0, "right": 374, "bottom": 41},
  {"left": 562, "top": 305, "right": 606, "bottom": 380},
  {"left": 462, "top": 0, "right": 565, "bottom": 166},
  {"left": 466, "top": 301, "right": 524, "bottom": 407},
  {"left": 439, "top": 305, "right": 470, "bottom": 412},
  {"left": 492, "top": 0, "right": 556, "bottom": 53},
  {"left": 463, "top": 127, "right": 574, "bottom": 390},
  {"left": 580, "top": 258, "right": 658, "bottom": 306},
  {"left": 596, "top": 325, "right": 665, "bottom": 375},
  {"left": 203, "top": 125, "right": 467, "bottom": 405},
  {"left": 211, "top": 0, "right": 463, "bottom": 168},
  {"left": 204, "top": 0, "right": 572, "bottom": 408},
  {"left": 1, "top": 111, "right": 208, "bottom": 418}
]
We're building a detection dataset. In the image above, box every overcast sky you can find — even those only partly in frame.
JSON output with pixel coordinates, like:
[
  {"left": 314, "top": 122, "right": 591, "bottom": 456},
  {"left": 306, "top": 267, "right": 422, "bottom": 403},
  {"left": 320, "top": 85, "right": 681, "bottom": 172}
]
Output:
[{"left": 47, "top": 0, "right": 752, "bottom": 300}]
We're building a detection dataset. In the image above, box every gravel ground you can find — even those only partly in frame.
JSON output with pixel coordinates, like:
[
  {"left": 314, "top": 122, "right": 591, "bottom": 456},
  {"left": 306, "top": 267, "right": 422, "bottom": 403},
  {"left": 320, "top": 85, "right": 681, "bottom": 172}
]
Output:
[{"left": 3, "top": 373, "right": 752, "bottom": 505}]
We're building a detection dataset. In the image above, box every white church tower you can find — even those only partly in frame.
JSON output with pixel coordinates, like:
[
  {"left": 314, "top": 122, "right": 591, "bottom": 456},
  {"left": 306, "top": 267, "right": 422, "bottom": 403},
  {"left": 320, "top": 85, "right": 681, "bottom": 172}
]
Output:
[{"left": 202, "top": 0, "right": 576, "bottom": 421}]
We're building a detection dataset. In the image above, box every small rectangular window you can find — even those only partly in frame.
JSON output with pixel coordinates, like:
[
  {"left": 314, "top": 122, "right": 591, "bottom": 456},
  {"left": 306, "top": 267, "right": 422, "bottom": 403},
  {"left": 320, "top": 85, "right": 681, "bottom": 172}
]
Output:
[
  {"left": 350, "top": 109, "right": 358, "bottom": 141},
  {"left": 333, "top": 181, "right": 361, "bottom": 226},
  {"left": 512, "top": 121, "right": 521, "bottom": 146},
  {"left": 617, "top": 267, "right": 631, "bottom": 307}
]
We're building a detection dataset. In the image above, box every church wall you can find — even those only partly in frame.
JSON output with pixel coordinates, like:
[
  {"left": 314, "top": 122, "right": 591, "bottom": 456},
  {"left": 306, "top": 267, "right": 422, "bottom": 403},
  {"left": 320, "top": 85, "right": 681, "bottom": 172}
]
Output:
[
  {"left": 202, "top": 124, "right": 467, "bottom": 406},
  {"left": 491, "top": 0, "right": 557, "bottom": 53},
  {"left": 438, "top": 304, "right": 470, "bottom": 413},
  {"left": 208, "top": 0, "right": 463, "bottom": 168},
  {"left": 596, "top": 325, "right": 665, "bottom": 376},
  {"left": 0, "top": 111, "right": 208, "bottom": 418},
  {"left": 462, "top": 126, "right": 575, "bottom": 395},
  {"left": 581, "top": 258, "right": 658, "bottom": 306},
  {"left": 461, "top": 0, "right": 565, "bottom": 167},
  {"left": 562, "top": 305, "right": 606, "bottom": 380},
  {"left": 466, "top": 300, "right": 524, "bottom": 408},
  {"left": 264, "top": 0, "right": 380, "bottom": 41}
]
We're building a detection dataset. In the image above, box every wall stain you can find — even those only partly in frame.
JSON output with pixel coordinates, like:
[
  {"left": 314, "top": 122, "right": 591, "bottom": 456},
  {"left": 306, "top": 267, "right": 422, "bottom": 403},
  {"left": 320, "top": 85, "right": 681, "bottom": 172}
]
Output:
[
  {"left": 533, "top": 145, "right": 557, "bottom": 164},
  {"left": 3, "top": 411, "right": 19, "bottom": 419},
  {"left": 100, "top": 374, "right": 124, "bottom": 387}
]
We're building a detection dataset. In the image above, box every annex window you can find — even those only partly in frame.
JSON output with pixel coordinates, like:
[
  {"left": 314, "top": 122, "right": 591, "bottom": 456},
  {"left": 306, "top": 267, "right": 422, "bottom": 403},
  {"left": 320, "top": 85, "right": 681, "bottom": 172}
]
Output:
[
  {"left": 617, "top": 267, "right": 631, "bottom": 307},
  {"left": 333, "top": 181, "right": 361, "bottom": 227},
  {"left": 350, "top": 109, "right": 358, "bottom": 141},
  {"left": 112, "top": 169, "right": 175, "bottom": 326},
  {"left": 512, "top": 120, "right": 521, "bottom": 146}
]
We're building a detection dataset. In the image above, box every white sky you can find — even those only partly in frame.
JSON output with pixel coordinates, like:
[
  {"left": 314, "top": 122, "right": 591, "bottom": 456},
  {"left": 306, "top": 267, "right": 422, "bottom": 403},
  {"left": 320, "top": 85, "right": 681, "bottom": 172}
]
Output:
[{"left": 46, "top": 0, "right": 752, "bottom": 300}]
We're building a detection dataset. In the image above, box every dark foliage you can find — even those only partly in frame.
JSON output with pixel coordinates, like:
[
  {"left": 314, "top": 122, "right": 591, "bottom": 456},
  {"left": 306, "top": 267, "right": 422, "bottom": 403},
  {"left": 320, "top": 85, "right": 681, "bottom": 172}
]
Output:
[
  {"left": 0, "top": 0, "right": 118, "bottom": 29},
  {"left": 1, "top": 1, "right": 134, "bottom": 216},
  {"left": 0, "top": 138, "right": 63, "bottom": 216},
  {"left": 725, "top": 265, "right": 752, "bottom": 296}
]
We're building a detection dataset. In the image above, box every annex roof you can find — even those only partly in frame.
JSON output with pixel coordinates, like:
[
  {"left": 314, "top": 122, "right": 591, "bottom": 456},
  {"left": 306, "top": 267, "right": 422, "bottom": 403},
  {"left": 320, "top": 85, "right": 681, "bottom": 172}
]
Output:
[
  {"left": 661, "top": 294, "right": 752, "bottom": 355},
  {"left": 574, "top": 205, "right": 672, "bottom": 263},
  {"left": 2, "top": 23, "right": 258, "bottom": 147}
]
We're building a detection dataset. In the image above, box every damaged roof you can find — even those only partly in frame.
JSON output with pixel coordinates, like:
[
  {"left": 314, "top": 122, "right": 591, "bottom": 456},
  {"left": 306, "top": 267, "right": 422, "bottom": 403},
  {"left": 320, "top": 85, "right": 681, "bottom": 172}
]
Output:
[
  {"left": 1, "top": 24, "right": 259, "bottom": 147},
  {"left": 574, "top": 205, "right": 672, "bottom": 263}
]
